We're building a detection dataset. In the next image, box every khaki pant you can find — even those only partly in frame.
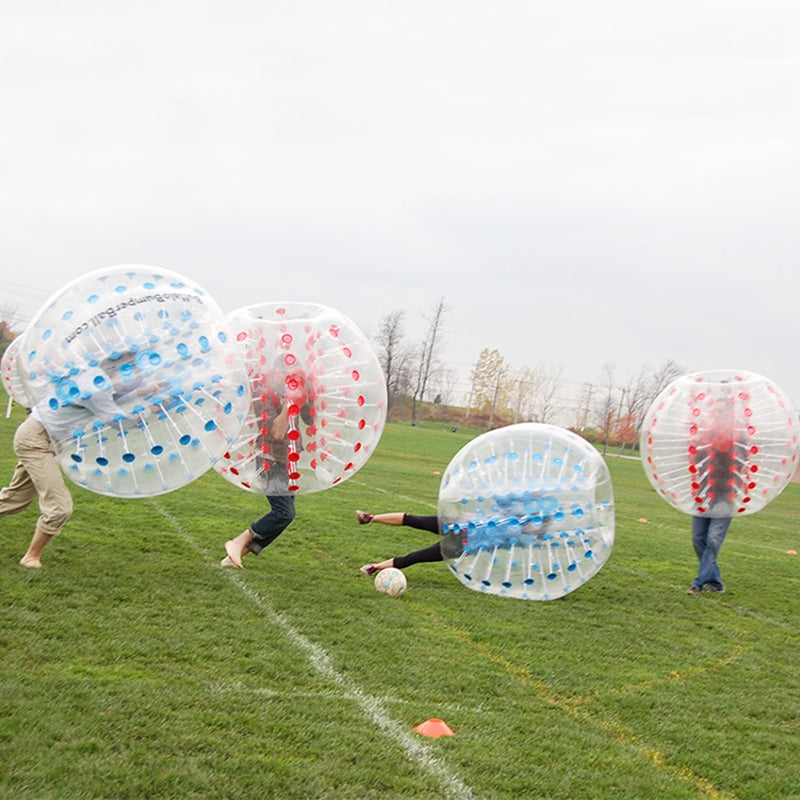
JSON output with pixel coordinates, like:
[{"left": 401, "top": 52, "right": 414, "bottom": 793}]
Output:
[{"left": 0, "top": 415, "right": 73, "bottom": 536}]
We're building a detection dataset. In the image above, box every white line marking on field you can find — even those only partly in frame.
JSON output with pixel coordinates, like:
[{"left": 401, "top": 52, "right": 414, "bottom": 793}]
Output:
[
  {"left": 150, "top": 499, "right": 476, "bottom": 800},
  {"left": 346, "top": 478, "right": 439, "bottom": 511}
]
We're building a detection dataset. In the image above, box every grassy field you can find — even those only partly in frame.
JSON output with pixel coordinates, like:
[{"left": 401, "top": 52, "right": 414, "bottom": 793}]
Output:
[{"left": 1, "top": 406, "right": 798, "bottom": 800}]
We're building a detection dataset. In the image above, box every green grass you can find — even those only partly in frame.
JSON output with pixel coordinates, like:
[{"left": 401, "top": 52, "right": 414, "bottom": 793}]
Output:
[{"left": 1, "top": 407, "right": 798, "bottom": 800}]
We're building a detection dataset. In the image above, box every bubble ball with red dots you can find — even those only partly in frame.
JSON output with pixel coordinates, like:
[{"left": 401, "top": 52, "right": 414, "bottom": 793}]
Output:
[
  {"left": 641, "top": 370, "right": 799, "bottom": 517},
  {"left": 17, "top": 265, "right": 251, "bottom": 498},
  {"left": 1, "top": 335, "right": 32, "bottom": 408},
  {"left": 438, "top": 423, "right": 615, "bottom": 601},
  {"left": 214, "top": 301, "right": 387, "bottom": 495}
]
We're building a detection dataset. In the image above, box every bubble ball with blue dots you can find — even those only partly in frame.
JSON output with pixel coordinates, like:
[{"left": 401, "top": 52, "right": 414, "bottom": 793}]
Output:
[
  {"left": 17, "top": 265, "right": 251, "bottom": 497},
  {"left": 438, "top": 423, "right": 615, "bottom": 600}
]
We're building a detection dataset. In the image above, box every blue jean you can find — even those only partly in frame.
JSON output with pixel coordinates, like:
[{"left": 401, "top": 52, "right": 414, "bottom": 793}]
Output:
[
  {"left": 248, "top": 493, "right": 296, "bottom": 555},
  {"left": 690, "top": 516, "right": 731, "bottom": 590}
]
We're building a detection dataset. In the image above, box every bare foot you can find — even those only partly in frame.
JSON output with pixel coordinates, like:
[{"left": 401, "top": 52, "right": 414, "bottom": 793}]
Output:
[
  {"left": 19, "top": 556, "right": 42, "bottom": 568},
  {"left": 224, "top": 540, "right": 244, "bottom": 568}
]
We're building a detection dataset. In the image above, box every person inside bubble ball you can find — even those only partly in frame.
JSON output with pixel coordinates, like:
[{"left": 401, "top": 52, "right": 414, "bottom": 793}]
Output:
[
  {"left": 686, "top": 394, "right": 748, "bottom": 596},
  {"left": 0, "top": 352, "right": 149, "bottom": 567},
  {"left": 356, "top": 493, "right": 555, "bottom": 576},
  {"left": 221, "top": 365, "right": 314, "bottom": 568}
]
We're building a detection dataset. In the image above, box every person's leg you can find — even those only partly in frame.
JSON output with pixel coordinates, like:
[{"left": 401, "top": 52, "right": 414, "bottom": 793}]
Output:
[
  {"left": 356, "top": 510, "right": 404, "bottom": 526},
  {"left": 0, "top": 462, "right": 39, "bottom": 520},
  {"left": 14, "top": 417, "right": 73, "bottom": 567},
  {"left": 356, "top": 512, "right": 438, "bottom": 533},
  {"left": 401, "top": 514, "right": 439, "bottom": 534},
  {"left": 247, "top": 494, "right": 296, "bottom": 554},
  {"left": 223, "top": 494, "right": 296, "bottom": 568},
  {"left": 360, "top": 542, "right": 443, "bottom": 575},
  {"left": 394, "top": 542, "right": 443, "bottom": 568},
  {"left": 20, "top": 524, "right": 53, "bottom": 568},
  {"left": 696, "top": 517, "right": 731, "bottom": 591},
  {"left": 223, "top": 528, "right": 254, "bottom": 568},
  {"left": 688, "top": 516, "right": 709, "bottom": 592}
]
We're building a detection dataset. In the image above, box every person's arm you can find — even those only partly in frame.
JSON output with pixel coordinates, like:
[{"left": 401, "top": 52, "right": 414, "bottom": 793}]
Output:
[{"left": 271, "top": 401, "right": 290, "bottom": 440}]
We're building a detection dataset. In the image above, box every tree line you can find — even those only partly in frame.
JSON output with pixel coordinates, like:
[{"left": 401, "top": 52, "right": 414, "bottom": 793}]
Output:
[{"left": 371, "top": 298, "right": 685, "bottom": 450}]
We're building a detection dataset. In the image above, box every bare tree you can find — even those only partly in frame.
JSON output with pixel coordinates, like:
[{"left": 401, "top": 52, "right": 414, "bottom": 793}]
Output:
[
  {"left": 512, "top": 367, "right": 531, "bottom": 422},
  {"left": 596, "top": 362, "right": 617, "bottom": 454},
  {"left": 575, "top": 381, "right": 596, "bottom": 431},
  {"left": 411, "top": 297, "right": 448, "bottom": 425},
  {"left": 648, "top": 359, "right": 685, "bottom": 398},
  {"left": 0, "top": 301, "right": 23, "bottom": 332},
  {"left": 375, "top": 310, "right": 413, "bottom": 421},
  {"left": 627, "top": 359, "right": 685, "bottom": 450},
  {"left": 532, "top": 363, "right": 565, "bottom": 424},
  {"left": 0, "top": 302, "right": 23, "bottom": 361},
  {"left": 431, "top": 367, "right": 459, "bottom": 408}
]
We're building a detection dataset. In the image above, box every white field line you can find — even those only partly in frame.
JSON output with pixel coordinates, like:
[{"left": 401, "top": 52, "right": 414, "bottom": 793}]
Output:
[
  {"left": 149, "top": 498, "right": 476, "bottom": 800},
  {"left": 346, "top": 477, "right": 439, "bottom": 511}
]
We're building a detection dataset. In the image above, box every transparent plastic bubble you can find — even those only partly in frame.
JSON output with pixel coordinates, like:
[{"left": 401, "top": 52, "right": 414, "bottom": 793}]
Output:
[
  {"left": 641, "top": 369, "right": 799, "bottom": 517},
  {"left": 438, "top": 423, "right": 614, "bottom": 600},
  {"left": 17, "top": 265, "right": 250, "bottom": 497},
  {"left": 1, "top": 335, "right": 33, "bottom": 407},
  {"left": 214, "top": 302, "right": 387, "bottom": 495}
]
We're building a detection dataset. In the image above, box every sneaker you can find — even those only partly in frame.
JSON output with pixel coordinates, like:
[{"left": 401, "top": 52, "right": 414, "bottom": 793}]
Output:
[
  {"left": 704, "top": 585, "right": 726, "bottom": 594},
  {"left": 686, "top": 585, "right": 702, "bottom": 596},
  {"left": 360, "top": 563, "right": 380, "bottom": 575},
  {"left": 356, "top": 510, "right": 373, "bottom": 525}
]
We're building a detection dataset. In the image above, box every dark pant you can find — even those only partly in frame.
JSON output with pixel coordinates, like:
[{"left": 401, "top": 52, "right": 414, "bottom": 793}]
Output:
[
  {"left": 248, "top": 494, "right": 296, "bottom": 555},
  {"left": 403, "top": 514, "right": 439, "bottom": 533},
  {"left": 394, "top": 514, "right": 442, "bottom": 568}
]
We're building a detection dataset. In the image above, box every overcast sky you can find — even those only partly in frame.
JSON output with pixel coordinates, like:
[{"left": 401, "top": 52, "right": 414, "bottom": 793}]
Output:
[{"left": 2, "top": 1, "right": 798, "bottom": 415}]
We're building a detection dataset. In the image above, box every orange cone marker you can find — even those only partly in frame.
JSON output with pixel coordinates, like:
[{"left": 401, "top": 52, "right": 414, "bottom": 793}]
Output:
[{"left": 414, "top": 718, "right": 454, "bottom": 737}]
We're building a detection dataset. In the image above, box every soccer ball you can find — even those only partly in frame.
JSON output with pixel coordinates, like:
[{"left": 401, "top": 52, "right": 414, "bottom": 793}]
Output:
[{"left": 374, "top": 567, "right": 407, "bottom": 598}]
